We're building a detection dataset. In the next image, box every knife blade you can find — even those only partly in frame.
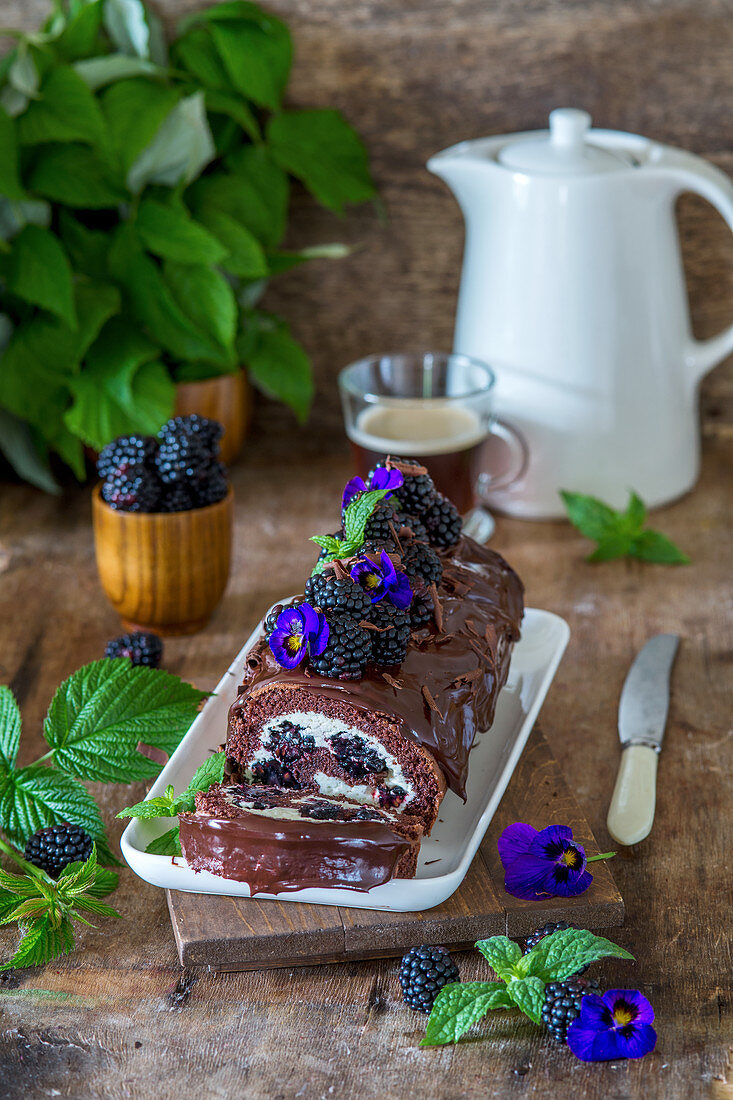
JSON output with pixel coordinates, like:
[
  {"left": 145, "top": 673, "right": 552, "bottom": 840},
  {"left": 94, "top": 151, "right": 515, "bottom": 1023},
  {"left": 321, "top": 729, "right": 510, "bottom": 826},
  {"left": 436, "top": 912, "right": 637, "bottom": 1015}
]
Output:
[{"left": 607, "top": 634, "right": 679, "bottom": 846}]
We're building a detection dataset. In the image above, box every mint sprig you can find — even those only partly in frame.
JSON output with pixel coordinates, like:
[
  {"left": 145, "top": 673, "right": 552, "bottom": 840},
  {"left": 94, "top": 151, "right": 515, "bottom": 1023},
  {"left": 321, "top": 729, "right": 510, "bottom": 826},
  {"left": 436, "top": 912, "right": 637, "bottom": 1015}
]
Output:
[
  {"left": 310, "top": 487, "right": 391, "bottom": 572},
  {"left": 561, "top": 489, "right": 689, "bottom": 564},
  {"left": 118, "top": 752, "right": 226, "bottom": 857},
  {"left": 423, "top": 929, "right": 634, "bottom": 1045}
]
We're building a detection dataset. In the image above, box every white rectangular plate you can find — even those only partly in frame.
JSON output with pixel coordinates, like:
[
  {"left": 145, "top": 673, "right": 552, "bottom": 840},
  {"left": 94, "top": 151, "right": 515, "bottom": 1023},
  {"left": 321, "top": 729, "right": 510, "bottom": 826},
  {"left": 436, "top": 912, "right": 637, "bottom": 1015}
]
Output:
[{"left": 121, "top": 608, "right": 569, "bottom": 912}]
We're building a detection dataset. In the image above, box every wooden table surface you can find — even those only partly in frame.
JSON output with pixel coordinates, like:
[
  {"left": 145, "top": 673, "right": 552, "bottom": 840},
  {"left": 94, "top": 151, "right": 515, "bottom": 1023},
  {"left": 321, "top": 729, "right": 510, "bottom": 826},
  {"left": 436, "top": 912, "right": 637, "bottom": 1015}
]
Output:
[{"left": 0, "top": 425, "right": 730, "bottom": 1099}]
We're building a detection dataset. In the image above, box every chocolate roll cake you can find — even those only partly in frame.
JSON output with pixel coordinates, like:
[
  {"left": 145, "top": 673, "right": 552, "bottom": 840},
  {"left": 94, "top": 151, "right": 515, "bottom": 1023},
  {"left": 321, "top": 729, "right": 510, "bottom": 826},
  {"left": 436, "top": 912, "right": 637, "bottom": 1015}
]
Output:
[{"left": 179, "top": 784, "right": 423, "bottom": 891}]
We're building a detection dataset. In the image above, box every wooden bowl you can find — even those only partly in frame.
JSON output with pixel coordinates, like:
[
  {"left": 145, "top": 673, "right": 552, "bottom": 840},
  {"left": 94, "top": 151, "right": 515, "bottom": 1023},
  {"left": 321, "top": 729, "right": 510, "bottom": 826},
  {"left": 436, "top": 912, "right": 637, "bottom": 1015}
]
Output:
[
  {"left": 174, "top": 372, "right": 252, "bottom": 465},
  {"left": 92, "top": 486, "right": 233, "bottom": 635}
]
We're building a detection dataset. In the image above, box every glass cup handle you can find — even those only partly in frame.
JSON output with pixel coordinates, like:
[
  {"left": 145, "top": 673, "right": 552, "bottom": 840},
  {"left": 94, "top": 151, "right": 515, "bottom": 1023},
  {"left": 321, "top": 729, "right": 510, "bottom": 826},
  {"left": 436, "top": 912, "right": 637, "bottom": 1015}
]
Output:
[{"left": 476, "top": 418, "right": 529, "bottom": 499}]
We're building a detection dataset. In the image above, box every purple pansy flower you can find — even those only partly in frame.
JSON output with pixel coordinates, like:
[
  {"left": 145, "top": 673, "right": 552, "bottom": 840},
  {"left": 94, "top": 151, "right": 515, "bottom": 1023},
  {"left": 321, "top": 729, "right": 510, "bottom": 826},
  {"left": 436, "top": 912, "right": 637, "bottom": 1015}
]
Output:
[
  {"left": 497, "top": 822, "right": 593, "bottom": 900},
  {"left": 350, "top": 551, "right": 413, "bottom": 609},
  {"left": 268, "top": 603, "right": 329, "bottom": 670},
  {"left": 341, "top": 467, "right": 404, "bottom": 513},
  {"left": 567, "top": 989, "right": 657, "bottom": 1062}
]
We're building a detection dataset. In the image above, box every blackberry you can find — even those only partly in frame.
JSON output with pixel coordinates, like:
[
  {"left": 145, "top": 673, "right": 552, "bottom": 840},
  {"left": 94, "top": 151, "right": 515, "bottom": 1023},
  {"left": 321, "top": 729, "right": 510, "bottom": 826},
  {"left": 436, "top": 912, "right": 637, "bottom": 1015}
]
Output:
[
  {"left": 105, "top": 631, "right": 163, "bottom": 668},
  {"left": 361, "top": 535, "right": 397, "bottom": 557},
  {"left": 363, "top": 499, "right": 399, "bottom": 544},
  {"left": 24, "top": 824, "right": 94, "bottom": 877},
  {"left": 542, "top": 977, "right": 602, "bottom": 1043},
  {"left": 423, "top": 493, "right": 462, "bottom": 550},
  {"left": 410, "top": 592, "right": 434, "bottom": 630},
  {"left": 101, "top": 470, "right": 160, "bottom": 512},
  {"left": 304, "top": 574, "right": 372, "bottom": 620},
  {"left": 300, "top": 802, "right": 342, "bottom": 821},
  {"left": 367, "top": 600, "right": 411, "bottom": 666},
  {"left": 188, "top": 461, "right": 229, "bottom": 508},
  {"left": 330, "top": 733, "right": 386, "bottom": 778},
  {"left": 158, "top": 478, "right": 195, "bottom": 513},
  {"left": 377, "top": 784, "right": 406, "bottom": 809},
  {"left": 394, "top": 510, "right": 428, "bottom": 542},
  {"left": 399, "top": 945, "right": 459, "bottom": 1013},
  {"left": 353, "top": 806, "right": 383, "bottom": 821},
  {"left": 156, "top": 415, "right": 222, "bottom": 483},
  {"left": 249, "top": 760, "right": 300, "bottom": 788},
  {"left": 385, "top": 460, "right": 437, "bottom": 517},
  {"left": 309, "top": 612, "right": 372, "bottom": 680},
  {"left": 266, "top": 720, "right": 316, "bottom": 763},
  {"left": 401, "top": 540, "right": 443, "bottom": 588},
  {"left": 97, "top": 435, "right": 157, "bottom": 481}
]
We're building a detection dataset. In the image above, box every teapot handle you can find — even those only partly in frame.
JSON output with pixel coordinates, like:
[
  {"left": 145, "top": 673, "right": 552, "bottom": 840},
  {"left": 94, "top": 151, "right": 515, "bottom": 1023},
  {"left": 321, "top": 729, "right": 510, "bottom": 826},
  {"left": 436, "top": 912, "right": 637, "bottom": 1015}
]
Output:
[{"left": 652, "top": 146, "right": 733, "bottom": 385}]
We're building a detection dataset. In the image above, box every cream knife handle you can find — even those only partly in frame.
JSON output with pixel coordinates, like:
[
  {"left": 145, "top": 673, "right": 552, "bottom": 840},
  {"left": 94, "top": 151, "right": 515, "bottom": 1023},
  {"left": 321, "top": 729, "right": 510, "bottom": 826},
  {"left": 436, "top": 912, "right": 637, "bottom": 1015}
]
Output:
[{"left": 607, "top": 744, "right": 658, "bottom": 846}]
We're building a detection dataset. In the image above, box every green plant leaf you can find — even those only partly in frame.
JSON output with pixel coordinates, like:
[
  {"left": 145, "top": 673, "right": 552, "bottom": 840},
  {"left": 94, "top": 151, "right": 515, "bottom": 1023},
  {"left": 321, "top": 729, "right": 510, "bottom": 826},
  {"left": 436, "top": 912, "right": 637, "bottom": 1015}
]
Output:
[
  {"left": 0, "top": 914, "right": 75, "bottom": 971},
  {"left": 42, "top": 659, "right": 208, "bottom": 784},
  {"left": 0, "top": 686, "right": 21, "bottom": 775},
  {"left": 422, "top": 982, "right": 513, "bottom": 1046},
  {"left": 29, "top": 144, "right": 127, "bottom": 208},
  {"left": 74, "top": 55, "right": 164, "bottom": 89},
  {"left": 267, "top": 109, "right": 375, "bottom": 214},
  {"left": 203, "top": 88, "right": 259, "bottom": 142},
  {"left": 116, "top": 795, "right": 176, "bottom": 820},
  {"left": 101, "top": 77, "right": 181, "bottom": 174},
  {"left": 0, "top": 409, "right": 61, "bottom": 494},
  {"left": 0, "top": 43, "right": 39, "bottom": 118},
  {"left": 103, "top": 0, "right": 150, "bottom": 58},
  {"left": 145, "top": 826, "right": 181, "bottom": 855},
  {"left": 7, "top": 225, "right": 77, "bottom": 329},
  {"left": 266, "top": 243, "right": 351, "bottom": 275},
  {"left": 630, "top": 529, "right": 690, "bottom": 565},
  {"left": 57, "top": 209, "right": 109, "bottom": 279},
  {"left": 0, "top": 763, "right": 105, "bottom": 848},
  {"left": 585, "top": 533, "right": 634, "bottom": 563},
  {"left": 163, "top": 260, "right": 237, "bottom": 352},
  {"left": 624, "top": 490, "right": 647, "bottom": 531},
  {"left": 0, "top": 197, "right": 51, "bottom": 242},
  {"left": 506, "top": 976, "right": 545, "bottom": 1025},
  {"left": 559, "top": 490, "right": 622, "bottom": 542},
  {"left": 17, "top": 65, "right": 106, "bottom": 148},
  {"left": 522, "top": 927, "right": 635, "bottom": 983},
  {"left": 171, "top": 26, "right": 231, "bottom": 91},
  {"left": 475, "top": 935, "right": 523, "bottom": 980},
  {"left": 127, "top": 91, "right": 215, "bottom": 194},
  {"left": 197, "top": 209, "right": 267, "bottom": 278},
  {"left": 55, "top": 1, "right": 104, "bottom": 62},
  {"left": 244, "top": 323, "right": 313, "bottom": 423},
  {"left": 342, "top": 487, "right": 391, "bottom": 544},
  {"left": 135, "top": 199, "right": 227, "bottom": 265},
  {"left": 210, "top": 15, "right": 292, "bottom": 111},
  {"left": 174, "top": 752, "right": 226, "bottom": 813},
  {"left": 0, "top": 106, "right": 25, "bottom": 200}
]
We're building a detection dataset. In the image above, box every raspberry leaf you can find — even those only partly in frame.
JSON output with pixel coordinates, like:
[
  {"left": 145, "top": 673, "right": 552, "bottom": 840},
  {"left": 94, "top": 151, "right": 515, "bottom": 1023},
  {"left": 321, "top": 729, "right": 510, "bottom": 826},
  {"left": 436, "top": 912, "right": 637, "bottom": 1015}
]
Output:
[
  {"left": 0, "top": 685, "right": 21, "bottom": 773},
  {"left": 475, "top": 935, "right": 523, "bottom": 979},
  {"left": 145, "top": 826, "right": 181, "bottom": 856},
  {"left": 422, "top": 981, "right": 513, "bottom": 1046},
  {"left": 0, "top": 914, "right": 75, "bottom": 971},
  {"left": 522, "top": 928, "right": 634, "bottom": 983},
  {"left": 506, "top": 976, "right": 545, "bottom": 1025},
  {"left": 0, "top": 763, "right": 105, "bottom": 848}
]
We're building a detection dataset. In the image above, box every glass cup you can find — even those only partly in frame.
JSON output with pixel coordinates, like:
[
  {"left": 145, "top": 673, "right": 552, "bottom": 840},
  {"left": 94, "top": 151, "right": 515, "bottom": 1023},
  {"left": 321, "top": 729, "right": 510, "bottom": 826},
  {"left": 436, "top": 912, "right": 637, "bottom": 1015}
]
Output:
[{"left": 338, "top": 352, "right": 527, "bottom": 539}]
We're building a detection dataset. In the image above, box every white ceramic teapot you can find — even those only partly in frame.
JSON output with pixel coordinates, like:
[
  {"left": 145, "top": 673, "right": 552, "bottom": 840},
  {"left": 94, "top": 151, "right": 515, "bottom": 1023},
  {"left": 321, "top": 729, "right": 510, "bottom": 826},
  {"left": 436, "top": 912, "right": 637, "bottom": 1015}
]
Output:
[{"left": 428, "top": 108, "right": 733, "bottom": 519}]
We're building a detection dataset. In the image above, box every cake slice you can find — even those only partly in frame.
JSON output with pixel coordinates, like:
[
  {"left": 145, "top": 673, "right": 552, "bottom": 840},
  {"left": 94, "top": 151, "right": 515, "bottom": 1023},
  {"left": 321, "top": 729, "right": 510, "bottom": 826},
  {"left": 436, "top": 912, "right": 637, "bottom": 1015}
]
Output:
[{"left": 178, "top": 783, "right": 423, "bottom": 892}]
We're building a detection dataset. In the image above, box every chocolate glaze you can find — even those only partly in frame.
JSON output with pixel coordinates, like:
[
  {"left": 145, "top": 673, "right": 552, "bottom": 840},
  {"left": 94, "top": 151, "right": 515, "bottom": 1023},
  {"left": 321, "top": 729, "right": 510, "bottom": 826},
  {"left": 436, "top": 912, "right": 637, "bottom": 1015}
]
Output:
[
  {"left": 229, "top": 537, "right": 524, "bottom": 798},
  {"left": 179, "top": 808, "right": 418, "bottom": 892}
]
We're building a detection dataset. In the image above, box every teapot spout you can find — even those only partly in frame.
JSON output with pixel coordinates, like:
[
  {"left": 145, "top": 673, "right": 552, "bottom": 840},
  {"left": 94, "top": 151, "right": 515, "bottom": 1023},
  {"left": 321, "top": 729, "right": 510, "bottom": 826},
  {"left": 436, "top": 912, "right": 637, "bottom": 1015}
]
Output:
[{"left": 427, "top": 140, "right": 500, "bottom": 213}]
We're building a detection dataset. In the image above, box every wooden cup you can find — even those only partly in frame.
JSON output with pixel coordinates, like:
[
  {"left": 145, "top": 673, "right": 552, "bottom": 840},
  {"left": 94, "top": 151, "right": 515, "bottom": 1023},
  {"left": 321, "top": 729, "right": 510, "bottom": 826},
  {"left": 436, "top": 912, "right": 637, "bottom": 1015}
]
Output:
[
  {"left": 174, "top": 372, "right": 252, "bottom": 465},
  {"left": 92, "top": 485, "right": 233, "bottom": 635}
]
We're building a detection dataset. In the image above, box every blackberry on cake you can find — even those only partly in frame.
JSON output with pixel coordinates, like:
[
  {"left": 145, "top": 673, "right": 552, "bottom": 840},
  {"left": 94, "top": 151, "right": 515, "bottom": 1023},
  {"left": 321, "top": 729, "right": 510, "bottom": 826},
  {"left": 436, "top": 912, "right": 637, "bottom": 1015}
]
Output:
[
  {"left": 542, "top": 977, "right": 602, "bottom": 1043},
  {"left": 105, "top": 631, "right": 163, "bottom": 668},
  {"left": 423, "top": 493, "right": 463, "bottom": 550},
  {"left": 401, "top": 540, "right": 443, "bottom": 588},
  {"left": 101, "top": 470, "right": 161, "bottom": 512},
  {"left": 97, "top": 435, "right": 157, "bottom": 481},
  {"left": 304, "top": 573, "right": 372, "bottom": 619},
  {"left": 367, "top": 600, "right": 411, "bottom": 666},
  {"left": 24, "top": 823, "right": 94, "bottom": 877},
  {"left": 363, "top": 499, "right": 400, "bottom": 544},
  {"left": 380, "top": 458, "right": 437, "bottom": 518},
  {"left": 309, "top": 612, "right": 372, "bottom": 680},
  {"left": 399, "top": 945, "right": 459, "bottom": 1012},
  {"left": 393, "top": 510, "right": 428, "bottom": 541}
]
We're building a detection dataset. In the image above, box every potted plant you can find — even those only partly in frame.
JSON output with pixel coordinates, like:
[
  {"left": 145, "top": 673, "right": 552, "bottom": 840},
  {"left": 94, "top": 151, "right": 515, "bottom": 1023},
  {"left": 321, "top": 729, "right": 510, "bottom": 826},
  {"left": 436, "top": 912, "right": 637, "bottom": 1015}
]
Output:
[{"left": 0, "top": 0, "right": 375, "bottom": 489}]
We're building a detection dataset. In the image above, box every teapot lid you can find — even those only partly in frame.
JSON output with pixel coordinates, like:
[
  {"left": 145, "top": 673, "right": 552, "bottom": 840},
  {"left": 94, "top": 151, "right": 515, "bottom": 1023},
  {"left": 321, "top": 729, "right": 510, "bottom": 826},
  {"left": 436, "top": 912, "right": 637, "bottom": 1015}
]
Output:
[{"left": 498, "top": 108, "right": 632, "bottom": 175}]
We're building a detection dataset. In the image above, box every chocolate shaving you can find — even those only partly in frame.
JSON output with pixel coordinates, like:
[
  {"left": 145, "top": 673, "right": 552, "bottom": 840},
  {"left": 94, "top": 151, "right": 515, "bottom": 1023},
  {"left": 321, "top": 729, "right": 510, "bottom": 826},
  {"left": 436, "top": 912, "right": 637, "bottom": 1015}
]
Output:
[
  {"left": 428, "top": 582, "right": 444, "bottom": 631},
  {"left": 331, "top": 558, "right": 350, "bottom": 581},
  {"left": 359, "top": 620, "right": 388, "bottom": 632},
  {"left": 422, "top": 685, "right": 444, "bottom": 720},
  {"left": 382, "top": 673, "right": 404, "bottom": 690},
  {"left": 245, "top": 654, "right": 262, "bottom": 672},
  {"left": 385, "top": 455, "right": 428, "bottom": 477},
  {"left": 387, "top": 519, "right": 403, "bottom": 555},
  {"left": 449, "top": 668, "right": 482, "bottom": 688},
  {"left": 136, "top": 742, "right": 168, "bottom": 767},
  {"left": 467, "top": 638, "right": 495, "bottom": 667}
]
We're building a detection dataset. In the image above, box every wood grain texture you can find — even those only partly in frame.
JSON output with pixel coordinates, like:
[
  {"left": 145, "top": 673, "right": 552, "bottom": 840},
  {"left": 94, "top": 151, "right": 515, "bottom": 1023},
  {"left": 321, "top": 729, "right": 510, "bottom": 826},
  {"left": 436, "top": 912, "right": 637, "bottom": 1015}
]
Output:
[
  {"left": 92, "top": 484, "right": 233, "bottom": 634},
  {"left": 167, "top": 728, "right": 622, "bottom": 970},
  {"left": 174, "top": 373, "right": 253, "bottom": 465}
]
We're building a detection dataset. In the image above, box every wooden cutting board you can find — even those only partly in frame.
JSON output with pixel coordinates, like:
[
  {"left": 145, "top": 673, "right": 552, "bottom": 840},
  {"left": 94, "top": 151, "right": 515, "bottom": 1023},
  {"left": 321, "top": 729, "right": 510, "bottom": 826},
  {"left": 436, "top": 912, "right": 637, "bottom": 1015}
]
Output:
[{"left": 166, "top": 729, "right": 623, "bottom": 971}]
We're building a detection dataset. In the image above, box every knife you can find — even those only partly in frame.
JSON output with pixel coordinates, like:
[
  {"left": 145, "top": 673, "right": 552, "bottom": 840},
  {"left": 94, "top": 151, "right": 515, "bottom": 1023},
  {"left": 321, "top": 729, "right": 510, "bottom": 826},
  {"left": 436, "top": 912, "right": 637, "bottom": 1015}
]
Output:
[{"left": 606, "top": 634, "right": 680, "bottom": 846}]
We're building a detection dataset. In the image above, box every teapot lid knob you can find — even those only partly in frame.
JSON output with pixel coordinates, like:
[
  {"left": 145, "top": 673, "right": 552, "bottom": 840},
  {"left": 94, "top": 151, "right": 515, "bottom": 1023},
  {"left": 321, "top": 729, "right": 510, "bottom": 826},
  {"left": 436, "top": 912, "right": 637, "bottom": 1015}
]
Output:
[
  {"left": 549, "top": 108, "right": 592, "bottom": 148},
  {"left": 498, "top": 106, "right": 631, "bottom": 176}
]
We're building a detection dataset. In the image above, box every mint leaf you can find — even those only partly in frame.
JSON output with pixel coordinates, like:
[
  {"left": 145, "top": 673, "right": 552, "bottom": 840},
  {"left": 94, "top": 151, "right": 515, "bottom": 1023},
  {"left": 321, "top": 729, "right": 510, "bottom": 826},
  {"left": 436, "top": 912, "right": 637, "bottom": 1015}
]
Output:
[
  {"left": 136, "top": 199, "right": 226, "bottom": 265},
  {"left": 506, "top": 976, "right": 545, "bottom": 1025},
  {"left": 43, "top": 659, "right": 207, "bottom": 784},
  {"left": 16, "top": 66, "right": 106, "bottom": 149},
  {"left": 475, "top": 935, "right": 523, "bottom": 979},
  {"left": 267, "top": 109, "right": 375, "bottom": 214},
  {"left": 0, "top": 914, "right": 75, "bottom": 971},
  {"left": 116, "top": 796, "right": 177, "bottom": 820},
  {"left": 422, "top": 982, "right": 512, "bottom": 1046},
  {"left": 522, "top": 928, "right": 634, "bottom": 983},
  {"left": 174, "top": 752, "right": 226, "bottom": 812},
  {"left": 310, "top": 536, "right": 343, "bottom": 554},
  {"left": 7, "top": 225, "right": 77, "bottom": 329},
  {"left": 586, "top": 533, "right": 634, "bottom": 563},
  {"left": 0, "top": 685, "right": 21, "bottom": 774},
  {"left": 625, "top": 490, "right": 647, "bottom": 531},
  {"left": 0, "top": 764, "right": 105, "bottom": 849},
  {"left": 630, "top": 529, "right": 690, "bottom": 565},
  {"left": 145, "top": 826, "right": 181, "bottom": 856},
  {"left": 560, "top": 490, "right": 622, "bottom": 542},
  {"left": 342, "top": 488, "right": 391, "bottom": 545}
]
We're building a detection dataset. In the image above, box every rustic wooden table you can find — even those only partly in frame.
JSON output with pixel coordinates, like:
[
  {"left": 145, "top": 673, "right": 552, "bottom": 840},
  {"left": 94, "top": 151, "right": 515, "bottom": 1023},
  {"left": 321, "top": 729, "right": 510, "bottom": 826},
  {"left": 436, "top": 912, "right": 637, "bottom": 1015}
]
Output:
[{"left": 0, "top": 426, "right": 730, "bottom": 1100}]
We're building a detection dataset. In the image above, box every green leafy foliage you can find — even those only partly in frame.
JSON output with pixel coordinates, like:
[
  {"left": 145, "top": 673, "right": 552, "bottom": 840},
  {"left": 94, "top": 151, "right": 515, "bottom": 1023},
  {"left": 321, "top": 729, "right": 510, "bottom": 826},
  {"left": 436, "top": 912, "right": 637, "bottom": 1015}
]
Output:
[
  {"left": 310, "top": 487, "right": 391, "bottom": 571},
  {"left": 118, "top": 751, "right": 226, "bottom": 822},
  {"left": 145, "top": 826, "right": 181, "bottom": 856},
  {"left": 561, "top": 490, "right": 690, "bottom": 565},
  {"left": 0, "top": 0, "right": 375, "bottom": 486},
  {"left": 423, "top": 930, "right": 636, "bottom": 1046}
]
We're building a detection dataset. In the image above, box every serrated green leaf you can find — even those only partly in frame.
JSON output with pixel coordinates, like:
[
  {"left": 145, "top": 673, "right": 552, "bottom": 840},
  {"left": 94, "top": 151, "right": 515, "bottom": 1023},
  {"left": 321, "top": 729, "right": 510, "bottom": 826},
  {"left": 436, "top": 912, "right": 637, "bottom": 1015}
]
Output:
[
  {"left": 560, "top": 490, "right": 623, "bottom": 542},
  {"left": 57, "top": 210, "right": 109, "bottom": 279},
  {"left": 0, "top": 686, "right": 21, "bottom": 774},
  {"left": 522, "top": 928, "right": 634, "bottom": 984},
  {"left": 29, "top": 144, "right": 127, "bottom": 208},
  {"left": 586, "top": 533, "right": 634, "bottom": 563},
  {"left": 55, "top": 1, "right": 104, "bottom": 62},
  {"left": 136, "top": 199, "right": 227, "bottom": 265},
  {"left": 475, "top": 935, "right": 523, "bottom": 979},
  {"left": 422, "top": 982, "right": 512, "bottom": 1046},
  {"left": 17, "top": 65, "right": 106, "bottom": 149},
  {"left": 189, "top": 148, "right": 289, "bottom": 248},
  {"left": 101, "top": 78, "right": 181, "bottom": 174},
  {"left": 145, "top": 826, "right": 181, "bottom": 856},
  {"left": 116, "top": 796, "right": 176, "bottom": 820},
  {"left": 0, "top": 106, "right": 25, "bottom": 200},
  {"left": 70, "top": 896, "right": 121, "bottom": 920},
  {"left": 197, "top": 208, "right": 267, "bottom": 278},
  {"left": 0, "top": 763, "right": 105, "bottom": 848},
  {"left": 267, "top": 109, "right": 375, "bottom": 214},
  {"left": 174, "top": 752, "right": 226, "bottom": 813},
  {"left": 506, "top": 975, "right": 545, "bottom": 1025},
  {"left": 7, "top": 225, "right": 77, "bottom": 329},
  {"left": 245, "top": 324, "right": 313, "bottom": 423},
  {"left": 0, "top": 914, "right": 75, "bottom": 971},
  {"left": 624, "top": 490, "right": 647, "bottom": 532},
  {"left": 630, "top": 529, "right": 690, "bottom": 565},
  {"left": 210, "top": 15, "right": 291, "bottom": 111},
  {"left": 203, "top": 88, "right": 260, "bottom": 142},
  {"left": 171, "top": 26, "right": 230, "bottom": 91},
  {"left": 43, "top": 659, "right": 207, "bottom": 784},
  {"left": 310, "top": 535, "right": 342, "bottom": 553},
  {"left": 0, "top": 898, "right": 50, "bottom": 925},
  {"left": 0, "top": 886, "right": 22, "bottom": 921},
  {"left": 163, "top": 260, "right": 236, "bottom": 352},
  {"left": 127, "top": 91, "right": 215, "bottom": 194},
  {"left": 342, "top": 487, "right": 390, "bottom": 544}
]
